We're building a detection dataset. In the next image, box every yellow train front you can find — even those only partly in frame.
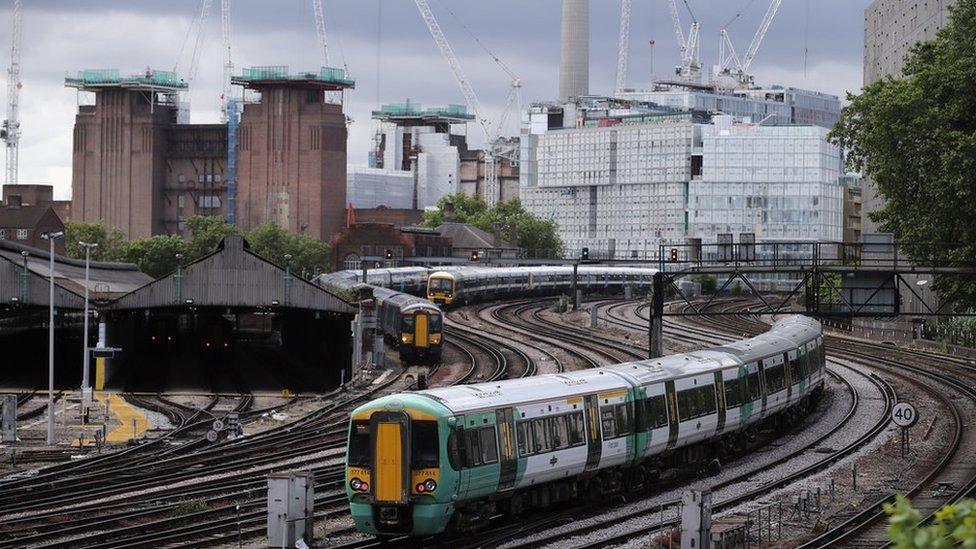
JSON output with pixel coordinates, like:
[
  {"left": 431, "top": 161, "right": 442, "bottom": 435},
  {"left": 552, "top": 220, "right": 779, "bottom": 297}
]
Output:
[
  {"left": 377, "top": 289, "right": 443, "bottom": 365},
  {"left": 426, "top": 271, "right": 456, "bottom": 306}
]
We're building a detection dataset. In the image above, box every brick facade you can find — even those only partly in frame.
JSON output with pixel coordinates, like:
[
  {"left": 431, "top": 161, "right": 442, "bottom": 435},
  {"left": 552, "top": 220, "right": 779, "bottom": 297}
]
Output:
[{"left": 330, "top": 223, "right": 452, "bottom": 271}]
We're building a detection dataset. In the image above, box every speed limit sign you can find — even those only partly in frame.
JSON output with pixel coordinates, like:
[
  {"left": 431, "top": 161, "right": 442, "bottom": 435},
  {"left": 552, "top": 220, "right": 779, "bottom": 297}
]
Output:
[{"left": 892, "top": 402, "right": 919, "bottom": 428}]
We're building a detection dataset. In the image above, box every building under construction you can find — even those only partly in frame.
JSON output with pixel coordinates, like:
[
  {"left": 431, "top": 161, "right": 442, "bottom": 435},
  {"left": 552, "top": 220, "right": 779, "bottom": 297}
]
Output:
[{"left": 67, "top": 66, "right": 353, "bottom": 241}]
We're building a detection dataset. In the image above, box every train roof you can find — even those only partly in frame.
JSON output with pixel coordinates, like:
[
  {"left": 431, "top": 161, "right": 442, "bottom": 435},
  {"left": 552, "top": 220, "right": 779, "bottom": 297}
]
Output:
[
  {"left": 412, "top": 315, "right": 820, "bottom": 414},
  {"left": 415, "top": 368, "right": 632, "bottom": 415}
]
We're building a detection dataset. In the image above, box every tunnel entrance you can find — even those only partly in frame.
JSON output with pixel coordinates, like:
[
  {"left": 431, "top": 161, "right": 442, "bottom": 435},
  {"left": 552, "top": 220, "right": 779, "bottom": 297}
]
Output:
[{"left": 105, "top": 307, "right": 352, "bottom": 394}]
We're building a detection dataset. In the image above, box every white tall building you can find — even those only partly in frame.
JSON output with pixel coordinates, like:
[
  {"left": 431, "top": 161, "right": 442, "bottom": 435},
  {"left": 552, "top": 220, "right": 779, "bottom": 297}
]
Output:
[
  {"left": 346, "top": 166, "right": 415, "bottom": 209},
  {"left": 519, "top": 96, "right": 845, "bottom": 261},
  {"left": 690, "top": 120, "right": 843, "bottom": 244}
]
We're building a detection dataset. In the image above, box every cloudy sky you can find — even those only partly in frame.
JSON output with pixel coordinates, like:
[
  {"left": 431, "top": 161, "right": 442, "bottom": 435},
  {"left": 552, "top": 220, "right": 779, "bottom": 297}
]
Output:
[{"left": 0, "top": 0, "right": 872, "bottom": 199}]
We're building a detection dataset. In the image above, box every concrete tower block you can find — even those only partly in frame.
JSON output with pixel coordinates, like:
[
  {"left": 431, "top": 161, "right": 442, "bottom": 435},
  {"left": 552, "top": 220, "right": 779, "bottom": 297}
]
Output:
[{"left": 559, "top": 0, "right": 590, "bottom": 103}]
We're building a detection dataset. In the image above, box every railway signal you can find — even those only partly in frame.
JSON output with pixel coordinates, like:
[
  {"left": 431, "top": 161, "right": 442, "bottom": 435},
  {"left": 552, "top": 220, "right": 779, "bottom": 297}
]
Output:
[
  {"left": 385, "top": 249, "right": 394, "bottom": 260},
  {"left": 581, "top": 247, "right": 589, "bottom": 261},
  {"left": 470, "top": 251, "right": 480, "bottom": 262},
  {"left": 669, "top": 248, "right": 679, "bottom": 262}
]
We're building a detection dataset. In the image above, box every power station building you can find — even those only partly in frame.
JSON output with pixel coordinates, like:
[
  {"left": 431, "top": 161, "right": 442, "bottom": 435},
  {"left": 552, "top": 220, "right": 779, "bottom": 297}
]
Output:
[{"left": 67, "top": 66, "right": 353, "bottom": 241}]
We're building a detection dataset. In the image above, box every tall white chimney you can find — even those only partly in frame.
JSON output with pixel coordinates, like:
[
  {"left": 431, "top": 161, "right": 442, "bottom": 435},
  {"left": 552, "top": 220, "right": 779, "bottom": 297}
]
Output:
[{"left": 558, "top": 0, "right": 589, "bottom": 103}]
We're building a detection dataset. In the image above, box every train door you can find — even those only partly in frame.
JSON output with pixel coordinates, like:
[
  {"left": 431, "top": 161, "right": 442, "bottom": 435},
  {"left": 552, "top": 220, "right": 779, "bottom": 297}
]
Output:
[
  {"left": 370, "top": 412, "right": 411, "bottom": 505},
  {"left": 583, "top": 395, "right": 602, "bottom": 471},
  {"left": 665, "top": 380, "right": 679, "bottom": 450},
  {"left": 714, "top": 372, "right": 726, "bottom": 433},
  {"left": 496, "top": 408, "right": 518, "bottom": 490},
  {"left": 415, "top": 313, "right": 429, "bottom": 349}
]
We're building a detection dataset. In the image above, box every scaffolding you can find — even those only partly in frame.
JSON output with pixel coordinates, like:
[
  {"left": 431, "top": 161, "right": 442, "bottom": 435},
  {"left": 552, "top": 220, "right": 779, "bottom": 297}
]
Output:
[
  {"left": 231, "top": 65, "right": 354, "bottom": 88},
  {"left": 64, "top": 68, "right": 188, "bottom": 90}
]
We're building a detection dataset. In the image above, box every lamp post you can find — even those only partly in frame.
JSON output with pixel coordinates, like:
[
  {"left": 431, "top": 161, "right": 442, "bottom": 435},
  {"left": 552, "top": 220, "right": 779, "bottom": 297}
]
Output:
[
  {"left": 41, "top": 230, "right": 64, "bottom": 445},
  {"left": 79, "top": 241, "right": 98, "bottom": 405}
]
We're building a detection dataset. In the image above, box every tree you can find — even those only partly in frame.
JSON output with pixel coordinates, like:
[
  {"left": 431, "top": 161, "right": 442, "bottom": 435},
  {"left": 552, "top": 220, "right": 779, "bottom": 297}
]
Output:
[
  {"left": 830, "top": 0, "right": 976, "bottom": 307},
  {"left": 885, "top": 495, "right": 976, "bottom": 548},
  {"left": 184, "top": 215, "right": 239, "bottom": 261},
  {"left": 422, "top": 193, "right": 488, "bottom": 227},
  {"left": 245, "top": 221, "right": 330, "bottom": 277},
  {"left": 63, "top": 221, "right": 127, "bottom": 262},
  {"left": 122, "top": 235, "right": 187, "bottom": 278},
  {"left": 424, "top": 193, "right": 564, "bottom": 259}
]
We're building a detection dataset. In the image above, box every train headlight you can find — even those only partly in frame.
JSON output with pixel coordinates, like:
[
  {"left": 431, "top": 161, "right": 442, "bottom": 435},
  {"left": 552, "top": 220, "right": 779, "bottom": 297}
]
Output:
[
  {"left": 350, "top": 478, "right": 368, "bottom": 492},
  {"left": 415, "top": 482, "right": 425, "bottom": 493},
  {"left": 402, "top": 335, "right": 410, "bottom": 343},
  {"left": 423, "top": 479, "right": 437, "bottom": 492}
]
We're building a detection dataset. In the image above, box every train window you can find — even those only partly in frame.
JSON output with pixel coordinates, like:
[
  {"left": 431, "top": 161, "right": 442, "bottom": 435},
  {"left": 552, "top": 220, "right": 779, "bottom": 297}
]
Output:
[
  {"left": 402, "top": 315, "right": 415, "bottom": 331},
  {"left": 765, "top": 364, "right": 786, "bottom": 393},
  {"left": 411, "top": 421, "right": 440, "bottom": 468},
  {"left": 747, "top": 369, "right": 762, "bottom": 401},
  {"left": 676, "top": 384, "right": 717, "bottom": 421},
  {"left": 532, "top": 419, "right": 552, "bottom": 453},
  {"left": 614, "top": 404, "right": 632, "bottom": 436},
  {"left": 429, "top": 278, "right": 452, "bottom": 292},
  {"left": 348, "top": 420, "right": 371, "bottom": 467},
  {"left": 479, "top": 427, "right": 498, "bottom": 464},
  {"left": 429, "top": 314, "right": 443, "bottom": 332},
  {"left": 448, "top": 428, "right": 463, "bottom": 470},
  {"left": 724, "top": 378, "right": 743, "bottom": 408},
  {"left": 517, "top": 422, "right": 530, "bottom": 456},
  {"left": 550, "top": 416, "right": 570, "bottom": 449},
  {"left": 568, "top": 412, "right": 585, "bottom": 445},
  {"left": 644, "top": 395, "right": 668, "bottom": 429},
  {"left": 600, "top": 408, "right": 617, "bottom": 439},
  {"left": 462, "top": 429, "right": 482, "bottom": 467}
]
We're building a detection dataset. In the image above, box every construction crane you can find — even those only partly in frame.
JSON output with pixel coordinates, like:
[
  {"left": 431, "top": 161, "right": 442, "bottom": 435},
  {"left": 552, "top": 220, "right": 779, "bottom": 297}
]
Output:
[
  {"left": 712, "top": 0, "right": 782, "bottom": 89},
  {"left": 614, "top": 0, "right": 632, "bottom": 95},
  {"left": 312, "top": 0, "right": 330, "bottom": 67},
  {"left": 2, "top": 0, "right": 24, "bottom": 187},
  {"left": 667, "top": 0, "right": 701, "bottom": 84},
  {"left": 413, "top": 0, "right": 520, "bottom": 207},
  {"left": 173, "top": 0, "right": 215, "bottom": 123},
  {"left": 220, "top": 0, "right": 233, "bottom": 123}
]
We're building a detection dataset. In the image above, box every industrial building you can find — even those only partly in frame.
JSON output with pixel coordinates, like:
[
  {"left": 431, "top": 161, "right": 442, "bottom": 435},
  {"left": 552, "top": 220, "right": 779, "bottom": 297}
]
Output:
[{"left": 67, "top": 66, "right": 353, "bottom": 241}]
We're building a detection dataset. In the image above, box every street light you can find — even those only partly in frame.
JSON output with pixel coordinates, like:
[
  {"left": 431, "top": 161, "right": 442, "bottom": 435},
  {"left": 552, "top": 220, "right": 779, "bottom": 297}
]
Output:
[
  {"left": 79, "top": 241, "right": 99, "bottom": 405},
  {"left": 40, "top": 230, "right": 64, "bottom": 445}
]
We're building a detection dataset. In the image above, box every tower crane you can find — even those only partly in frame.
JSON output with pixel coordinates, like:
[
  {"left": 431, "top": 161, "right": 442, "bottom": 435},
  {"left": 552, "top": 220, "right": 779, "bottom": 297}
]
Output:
[
  {"left": 667, "top": 0, "right": 701, "bottom": 84},
  {"left": 614, "top": 0, "right": 632, "bottom": 95},
  {"left": 173, "top": 0, "right": 215, "bottom": 123},
  {"left": 2, "top": 0, "right": 24, "bottom": 187},
  {"left": 711, "top": 0, "right": 782, "bottom": 89},
  {"left": 312, "top": 0, "right": 330, "bottom": 67},
  {"left": 413, "top": 0, "right": 521, "bottom": 207},
  {"left": 220, "top": 0, "right": 233, "bottom": 123}
]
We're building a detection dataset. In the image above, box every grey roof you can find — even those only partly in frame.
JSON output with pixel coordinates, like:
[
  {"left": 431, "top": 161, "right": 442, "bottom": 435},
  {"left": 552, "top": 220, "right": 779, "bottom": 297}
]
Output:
[
  {"left": 436, "top": 222, "right": 518, "bottom": 251},
  {"left": 0, "top": 240, "right": 152, "bottom": 308},
  {"left": 110, "top": 235, "right": 355, "bottom": 313}
]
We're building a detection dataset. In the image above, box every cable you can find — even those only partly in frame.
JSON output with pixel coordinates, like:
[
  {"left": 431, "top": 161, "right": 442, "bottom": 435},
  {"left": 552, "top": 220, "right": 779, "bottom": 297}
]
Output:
[
  {"left": 721, "top": 0, "right": 757, "bottom": 29},
  {"left": 433, "top": 0, "right": 518, "bottom": 80}
]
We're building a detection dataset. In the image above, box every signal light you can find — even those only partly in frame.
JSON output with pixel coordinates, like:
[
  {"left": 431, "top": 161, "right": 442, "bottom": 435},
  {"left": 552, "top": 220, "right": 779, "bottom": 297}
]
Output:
[
  {"left": 385, "top": 249, "right": 393, "bottom": 260},
  {"left": 416, "top": 483, "right": 425, "bottom": 493},
  {"left": 581, "top": 247, "right": 589, "bottom": 261},
  {"left": 669, "top": 248, "right": 679, "bottom": 262},
  {"left": 470, "top": 251, "right": 479, "bottom": 262}
]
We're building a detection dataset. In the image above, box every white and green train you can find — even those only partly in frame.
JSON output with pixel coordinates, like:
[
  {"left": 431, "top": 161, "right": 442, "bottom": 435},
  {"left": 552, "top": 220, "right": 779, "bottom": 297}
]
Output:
[{"left": 345, "top": 315, "right": 826, "bottom": 536}]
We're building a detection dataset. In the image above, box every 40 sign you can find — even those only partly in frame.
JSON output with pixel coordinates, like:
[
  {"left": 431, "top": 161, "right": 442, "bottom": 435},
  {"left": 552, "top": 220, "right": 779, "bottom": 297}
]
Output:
[{"left": 891, "top": 402, "right": 919, "bottom": 428}]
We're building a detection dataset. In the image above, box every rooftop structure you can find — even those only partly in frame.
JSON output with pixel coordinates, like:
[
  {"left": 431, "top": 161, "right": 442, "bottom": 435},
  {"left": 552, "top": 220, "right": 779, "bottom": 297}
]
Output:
[
  {"left": 371, "top": 101, "right": 475, "bottom": 128},
  {"left": 64, "top": 68, "right": 188, "bottom": 91},
  {"left": 231, "top": 65, "right": 354, "bottom": 90}
]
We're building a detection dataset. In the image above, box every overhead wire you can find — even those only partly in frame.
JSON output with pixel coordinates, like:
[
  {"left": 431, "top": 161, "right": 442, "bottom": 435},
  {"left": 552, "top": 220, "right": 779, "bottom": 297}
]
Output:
[{"left": 433, "top": 0, "right": 518, "bottom": 81}]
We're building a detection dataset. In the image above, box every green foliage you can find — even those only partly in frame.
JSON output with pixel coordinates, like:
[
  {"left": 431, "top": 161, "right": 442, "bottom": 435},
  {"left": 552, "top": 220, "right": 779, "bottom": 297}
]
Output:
[
  {"left": 885, "top": 495, "right": 976, "bottom": 548},
  {"left": 173, "top": 500, "right": 208, "bottom": 516},
  {"left": 122, "top": 235, "right": 187, "bottom": 278},
  {"left": 730, "top": 281, "right": 743, "bottom": 296},
  {"left": 183, "top": 215, "right": 239, "bottom": 260},
  {"left": 63, "top": 221, "right": 127, "bottom": 262},
  {"left": 58, "top": 216, "right": 329, "bottom": 279},
  {"left": 696, "top": 275, "right": 716, "bottom": 295},
  {"left": 423, "top": 193, "right": 564, "bottom": 259},
  {"left": 246, "top": 220, "right": 331, "bottom": 276},
  {"left": 829, "top": 0, "right": 976, "bottom": 307}
]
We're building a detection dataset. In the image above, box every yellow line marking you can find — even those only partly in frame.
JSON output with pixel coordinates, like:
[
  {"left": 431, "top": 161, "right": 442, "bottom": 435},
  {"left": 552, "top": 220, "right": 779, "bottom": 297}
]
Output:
[{"left": 96, "top": 393, "right": 151, "bottom": 443}]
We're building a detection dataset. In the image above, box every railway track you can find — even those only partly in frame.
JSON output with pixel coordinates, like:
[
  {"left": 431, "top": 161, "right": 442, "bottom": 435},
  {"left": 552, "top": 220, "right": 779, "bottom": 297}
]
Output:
[{"left": 596, "top": 299, "right": 976, "bottom": 548}]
